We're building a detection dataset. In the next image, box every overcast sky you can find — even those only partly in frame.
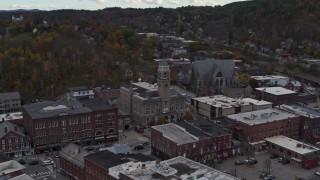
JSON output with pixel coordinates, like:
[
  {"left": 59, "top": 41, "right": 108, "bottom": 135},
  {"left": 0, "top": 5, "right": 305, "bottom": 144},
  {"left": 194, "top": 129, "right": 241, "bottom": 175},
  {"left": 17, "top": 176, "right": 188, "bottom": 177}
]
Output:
[{"left": 1, "top": 0, "right": 246, "bottom": 10}]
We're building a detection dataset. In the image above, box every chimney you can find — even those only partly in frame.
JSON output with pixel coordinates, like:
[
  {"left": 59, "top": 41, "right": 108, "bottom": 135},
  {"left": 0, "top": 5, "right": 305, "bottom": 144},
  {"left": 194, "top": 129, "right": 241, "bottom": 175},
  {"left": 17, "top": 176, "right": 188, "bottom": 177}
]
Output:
[
  {"left": 4, "top": 127, "right": 7, "bottom": 133},
  {"left": 14, "top": 126, "right": 17, "bottom": 132}
]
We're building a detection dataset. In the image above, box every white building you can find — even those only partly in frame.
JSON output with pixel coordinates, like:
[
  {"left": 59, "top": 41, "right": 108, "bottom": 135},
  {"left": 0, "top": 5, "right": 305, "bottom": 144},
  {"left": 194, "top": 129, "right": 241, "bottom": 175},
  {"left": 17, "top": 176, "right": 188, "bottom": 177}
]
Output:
[
  {"left": 251, "top": 75, "right": 289, "bottom": 86},
  {"left": 241, "top": 98, "right": 272, "bottom": 110}
]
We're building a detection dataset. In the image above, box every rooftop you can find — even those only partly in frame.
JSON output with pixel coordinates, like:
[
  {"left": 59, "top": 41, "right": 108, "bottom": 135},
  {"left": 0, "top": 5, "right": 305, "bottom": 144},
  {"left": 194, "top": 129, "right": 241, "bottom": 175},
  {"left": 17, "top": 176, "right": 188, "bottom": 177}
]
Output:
[
  {"left": 0, "top": 112, "right": 23, "bottom": 121},
  {"left": 251, "top": 75, "right": 289, "bottom": 81},
  {"left": 193, "top": 95, "right": 251, "bottom": 108},
  {"left": 109, "top": 156, "right": 240, "bottom": 180},
  {"left": 152, "top": 123, "right": 199, "bottom": 145},
  {"left": 241, "top": 98, "right": 272, "bottom": 106},
  {"left": 85, "top": 150, "right": 155, "bottom": 170},
  {"left": 59, "top": 143, "right": 89, "bottom": 168},
  {"left": 132, "top": 82, "right": 158, "bottom": 92},
  {"left": 265, "top": 135, "right": 320, "bottom": 155},
  {"left": 256, "top": 87, "right": 297, "bottom": 95},
  {"left": 279, "top": 104, "right": 320, "bottom": 119},
  {"left": 9, "top": 174, "right": 34, "bottom": 180},
  {"left": 0, "top": 121, "right": 25, "bottom": 139},
  {"left": 175, "top": 117, "right": 230, "bottom": 138},
  {"left": 23, "top": 100, "right": 92, "bottom": 119},
  {"left": 0, "top": 160, "right": 25, "bottom": 175},
  {"left": 104, "top": 144, "right": 132, "bottom": 155},
  {"left": 0, "top": 91, "right": 20, "bottom": 100},
  {"left": 227, "top": 108, "right": 298, "bottom": 126},
  {"left": 77, "top": 98, "right": 114, "bottom": 111}
]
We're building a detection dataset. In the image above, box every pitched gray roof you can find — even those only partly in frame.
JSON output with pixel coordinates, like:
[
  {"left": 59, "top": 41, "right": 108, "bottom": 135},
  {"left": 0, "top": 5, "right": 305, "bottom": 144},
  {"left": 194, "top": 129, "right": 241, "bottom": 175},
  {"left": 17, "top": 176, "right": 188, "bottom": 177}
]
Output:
[
  {"left": 23, "top": 100, "right": 92, "bottom": 119},
  {"left": 59, "top": 143, "right": 89, "bottom": 168},
  {"left": 193, "top": 59, "right": 235, "bottom": 80},
  {"left": 105, "top": 144, "right": 132, "bottom": 154},
  {"left": 152, "top": 123, "right": 198, "bottom": 145},
  {"left": 0, "top": 92, "right": 20, "bottom": 101},
  {"left": 0, "top": 121, "right": 25, "bottom": 139}
]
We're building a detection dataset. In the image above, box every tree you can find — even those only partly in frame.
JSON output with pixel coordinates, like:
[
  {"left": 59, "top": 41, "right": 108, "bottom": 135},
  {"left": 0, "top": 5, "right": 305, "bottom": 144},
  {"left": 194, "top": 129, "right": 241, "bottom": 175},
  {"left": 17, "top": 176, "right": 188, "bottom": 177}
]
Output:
[
  {"left": 157, "top": 116, "right": 168, "bottom": 125},
  {"left": 236, "top": 73, "right": 251, "bottom": 84},
  {"left": 180, "top": 112, "right": 193, "bottom": 121}
]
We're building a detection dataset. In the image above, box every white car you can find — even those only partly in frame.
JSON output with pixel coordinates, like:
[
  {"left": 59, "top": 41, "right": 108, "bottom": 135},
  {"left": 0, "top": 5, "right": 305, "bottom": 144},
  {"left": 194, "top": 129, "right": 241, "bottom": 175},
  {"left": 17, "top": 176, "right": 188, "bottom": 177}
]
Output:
[{"left": 42, "top": 160, "right": 54, "bottom": 166}]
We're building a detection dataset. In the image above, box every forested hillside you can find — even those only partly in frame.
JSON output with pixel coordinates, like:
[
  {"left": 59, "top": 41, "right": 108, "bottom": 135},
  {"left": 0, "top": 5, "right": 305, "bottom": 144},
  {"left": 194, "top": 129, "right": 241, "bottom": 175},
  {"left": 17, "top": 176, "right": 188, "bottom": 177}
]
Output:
[{"left": 0, "top": 0, "right": 319, "bottom": 101}]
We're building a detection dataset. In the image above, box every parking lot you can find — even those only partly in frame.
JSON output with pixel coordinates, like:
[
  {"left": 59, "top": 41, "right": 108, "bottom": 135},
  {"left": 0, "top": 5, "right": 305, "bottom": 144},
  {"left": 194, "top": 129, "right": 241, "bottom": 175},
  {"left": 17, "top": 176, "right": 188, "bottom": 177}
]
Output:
[{"left": 218, "top": 152, "right": 319, "bottom": 180}]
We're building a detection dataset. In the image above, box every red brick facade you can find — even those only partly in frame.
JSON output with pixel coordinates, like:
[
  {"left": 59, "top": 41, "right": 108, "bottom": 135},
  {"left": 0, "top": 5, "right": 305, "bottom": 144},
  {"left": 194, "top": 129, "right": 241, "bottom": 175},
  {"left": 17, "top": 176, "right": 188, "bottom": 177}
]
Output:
[
  {"left": 84, "top": 159, "right": 109, "bottom": 180},
  {"left": 151, "top": 127, "right": 232, "bottom": 161},
  {"left": 60, "top": 157, "right": 86, "bottom": 180},
  {"left": 255, "top": 90, "right": 298, "bottom": 106},
  {"left": 94, "top": 88, "right": 120, "bottom": 102},
  {"left": 23, "top": 105, "right": 118, "bottom": 151}
]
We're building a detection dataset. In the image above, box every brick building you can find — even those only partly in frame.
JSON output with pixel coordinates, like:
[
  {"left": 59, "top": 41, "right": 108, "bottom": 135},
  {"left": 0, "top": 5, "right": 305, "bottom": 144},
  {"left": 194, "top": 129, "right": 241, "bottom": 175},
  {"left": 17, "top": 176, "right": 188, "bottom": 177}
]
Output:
[
  {"left": 191, "top": 95, "right": 252, "bottom": 118},
  {"left": 0, "top": 92, "right": 21, "bottom": 114},
  {"left": 108, "top": 156, "right": 240, "bottom": 180},
  {"left": 59, "top": 143, "right": 89, "bottom": 180},
  {"left": 84, "top": 150, "right": 154, "bottom": 180},
  {"left": 151, "top": 119, "right": 232, "bottom": 161},
  {"left": 240, "top": 98, "right": 272, "bottom": 111},
  {"left": 23, "top": 98, "right": 118, "bottom": 152},
  {"left": 93, "top": 87, "right": 120, "bottom": 103},
  {"left": 228, "top": 108, "right": 300, "bottom": 151},
  {"left": 255, "top": 87, "right": 298, "bottom": 106},
  {"left": 0, "top": 121, "right": 31, "bottom": 157},
  {"left": 279, "top": 104, "right": 320, "bottom": 143},
  {"left": 266, "top": 135, "right": 319, "bottom": 169}
]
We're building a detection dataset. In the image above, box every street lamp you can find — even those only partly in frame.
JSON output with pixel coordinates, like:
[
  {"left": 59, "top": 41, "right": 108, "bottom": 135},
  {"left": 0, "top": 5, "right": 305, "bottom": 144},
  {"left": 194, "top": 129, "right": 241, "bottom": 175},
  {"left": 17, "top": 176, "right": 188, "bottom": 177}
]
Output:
[{"left": 302, "top": 123, "right": 308, "bottom": 148}]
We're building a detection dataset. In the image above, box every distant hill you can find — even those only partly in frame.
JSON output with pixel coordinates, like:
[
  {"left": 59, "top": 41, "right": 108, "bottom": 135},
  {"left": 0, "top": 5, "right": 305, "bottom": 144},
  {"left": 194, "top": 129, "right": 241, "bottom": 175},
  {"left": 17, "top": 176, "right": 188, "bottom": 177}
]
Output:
[{"left": 1, "top": 0, "right": 319, "bottom": 48}]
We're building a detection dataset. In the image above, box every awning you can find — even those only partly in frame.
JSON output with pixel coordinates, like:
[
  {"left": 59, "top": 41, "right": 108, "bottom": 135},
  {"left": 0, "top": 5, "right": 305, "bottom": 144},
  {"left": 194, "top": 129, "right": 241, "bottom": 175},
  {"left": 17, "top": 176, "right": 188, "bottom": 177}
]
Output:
[
  {"left": 36, "top": 145, "right": 48, "bottom": 150},
  {"left": 49, "top": 143, "right": 61, "bottom": 148},
  {"left": 234, "top": 126, "right": 242, "bottom": 131},
  {"left": 291, "top": 157, "right": 302, "bottom": 163},
  {"left": 94, "top": 136, "right": 105, "bottom": 140}
]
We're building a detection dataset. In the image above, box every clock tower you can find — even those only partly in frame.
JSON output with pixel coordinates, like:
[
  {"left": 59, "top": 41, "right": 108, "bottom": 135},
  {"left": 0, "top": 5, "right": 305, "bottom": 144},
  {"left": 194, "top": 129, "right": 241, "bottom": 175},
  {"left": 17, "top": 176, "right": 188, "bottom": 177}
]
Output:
[{"left": 157, "top": 61, "right": 170, "bottom": 102}]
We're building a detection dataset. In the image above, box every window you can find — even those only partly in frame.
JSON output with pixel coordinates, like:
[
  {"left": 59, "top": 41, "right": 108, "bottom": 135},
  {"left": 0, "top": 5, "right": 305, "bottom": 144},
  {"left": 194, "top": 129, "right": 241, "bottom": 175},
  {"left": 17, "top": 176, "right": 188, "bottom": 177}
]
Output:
[
  {"left": 95, "top": 114, "right": 103, "bottom": 121},
  {"left": 35, "top": 124, "right": 38, "bottom": 129},
  {"left": 8, "top": 139, "right": 11, "bottom": 144},
  {"left": 2, "top": 145, "right": 5, "bottom": 150},
  {"left": 9, "top": 144, "right": 12, "bottom": 149},
  {"left": 62, "top": 128, "right": 66, "bottom": 133},
  {"left": 15, "top": 138, "right": 18, "bottom": 143},
  {"left": 2, "top": 140, "right": 4, "bottom": 145},
  {"left": 107, "top": 113, "right": 115, "bottom": 119},
  {"left": 26, "top": 142, "right": 29, "bottom": 147},
  {"left": 96, "top": 123, "right": 103, "bottom": 129},
  {"left": 21, "top": 143, "right": 24, "bottom": 148},
  {"left": 62, "top": 120, "right": 66, "bottom": 126}
]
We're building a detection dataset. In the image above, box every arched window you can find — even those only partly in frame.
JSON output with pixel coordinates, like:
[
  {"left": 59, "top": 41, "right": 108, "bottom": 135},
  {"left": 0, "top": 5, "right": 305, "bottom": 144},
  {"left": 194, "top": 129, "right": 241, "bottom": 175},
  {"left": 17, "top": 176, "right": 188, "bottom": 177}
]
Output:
[
  {"left": 107, "top": 128, "right": 116, "bottom": 134},
  {"left": 95, "top": 130, "right": 104, "bottom": 136},
  {"left": 216, "top": 72, "right": 222, "bottom": 77}
]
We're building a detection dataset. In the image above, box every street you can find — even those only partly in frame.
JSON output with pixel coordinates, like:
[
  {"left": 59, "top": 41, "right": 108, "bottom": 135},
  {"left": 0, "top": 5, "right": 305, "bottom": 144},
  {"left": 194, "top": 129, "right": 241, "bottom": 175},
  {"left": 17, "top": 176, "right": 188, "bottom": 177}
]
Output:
[{"left": 218, "top": 152, "right": 318, "bottom": 180}]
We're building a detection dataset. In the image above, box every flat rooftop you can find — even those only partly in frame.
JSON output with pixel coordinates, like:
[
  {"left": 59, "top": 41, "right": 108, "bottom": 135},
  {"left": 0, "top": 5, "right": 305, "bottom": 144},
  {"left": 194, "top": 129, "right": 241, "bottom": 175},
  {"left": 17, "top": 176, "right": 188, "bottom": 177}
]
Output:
[
  {"left": 227, "top": 108, "right": 298, "bottom": 126},
  {"left": 241, "top": 98, "right": 272, "bottom": 106},
  {"left": 132, "top": 81, "right": 158, "bottom": 91},
  {"left": 0, "top": 160, "right": 25, "bottom": 175},
  {"left": 175, "top": 117, "right": 230, "bottom": 138},
  {"left": 193, "top": 95, "right": 250, "bottom": 108},
  {"left": 0, "top": 112, "right": 23, "bottom": 121},
  {"left": 265, "top": 135, "right": 320, "bottom": 155},
  {"left": 152, "top": 123, "right": 198, "bottom": 145},
  {"left": 279, "top": 104, "right": 320, "bottom": 119},
  {"left": 0, "top": 91, "right": 20, "bottom": 100},
  {"left": 78, "top": 98, "right": 114, "bottom": 111},
  {"left": 251, "top": 75, "right": 289, "bottom": 81},
  {"left": 59, "top": 143, "right": 89, "bottom": 168},
  {"left": 109, "top": 156, "right": 240, "bottom": 180},
  {"left": 256, "top": 87, "right": 297, "bottom": 95},
  {"left": 23, "top": 100, "right": 92, "bottom": 119}
]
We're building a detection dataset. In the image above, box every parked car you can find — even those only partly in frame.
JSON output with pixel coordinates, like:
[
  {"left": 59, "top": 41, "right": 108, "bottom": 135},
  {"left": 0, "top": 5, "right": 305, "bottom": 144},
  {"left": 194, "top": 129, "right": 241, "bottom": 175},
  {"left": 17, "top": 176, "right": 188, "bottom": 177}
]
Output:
[
  {"left": 141, "top": 142, "right": 150, "bottom": 146},
  {"left": 260, "top": 173, "right": 275, "bottom": 180},
  {"left": 18, "top": 159, "right": 25, "bottom": 164},
  {"left": 134, "top": 144, "right": 144, "bottom": 150},
  {"left": 245, "top": 158, "right": 258, "bottom": 165},
  {"left": 28, "top": 160, "right": 39, "bottom": 166},
  {"left": 42, "top": 160, "right": 54, "bottom": 166},
  {"left": 234, "top": 160, "right": 244, "bottom": 166},
  {"left": 282, "top": 159, "right": 290, "bottom": 164},
  {"left": 85, "top": 146, "right": 94, "bottom": 151},
  {"left": 315, "top": 171, "right": 320, "bottom": 176},
  {"left": 270, "top": 154, "right": 279, "bottom": 159}
]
